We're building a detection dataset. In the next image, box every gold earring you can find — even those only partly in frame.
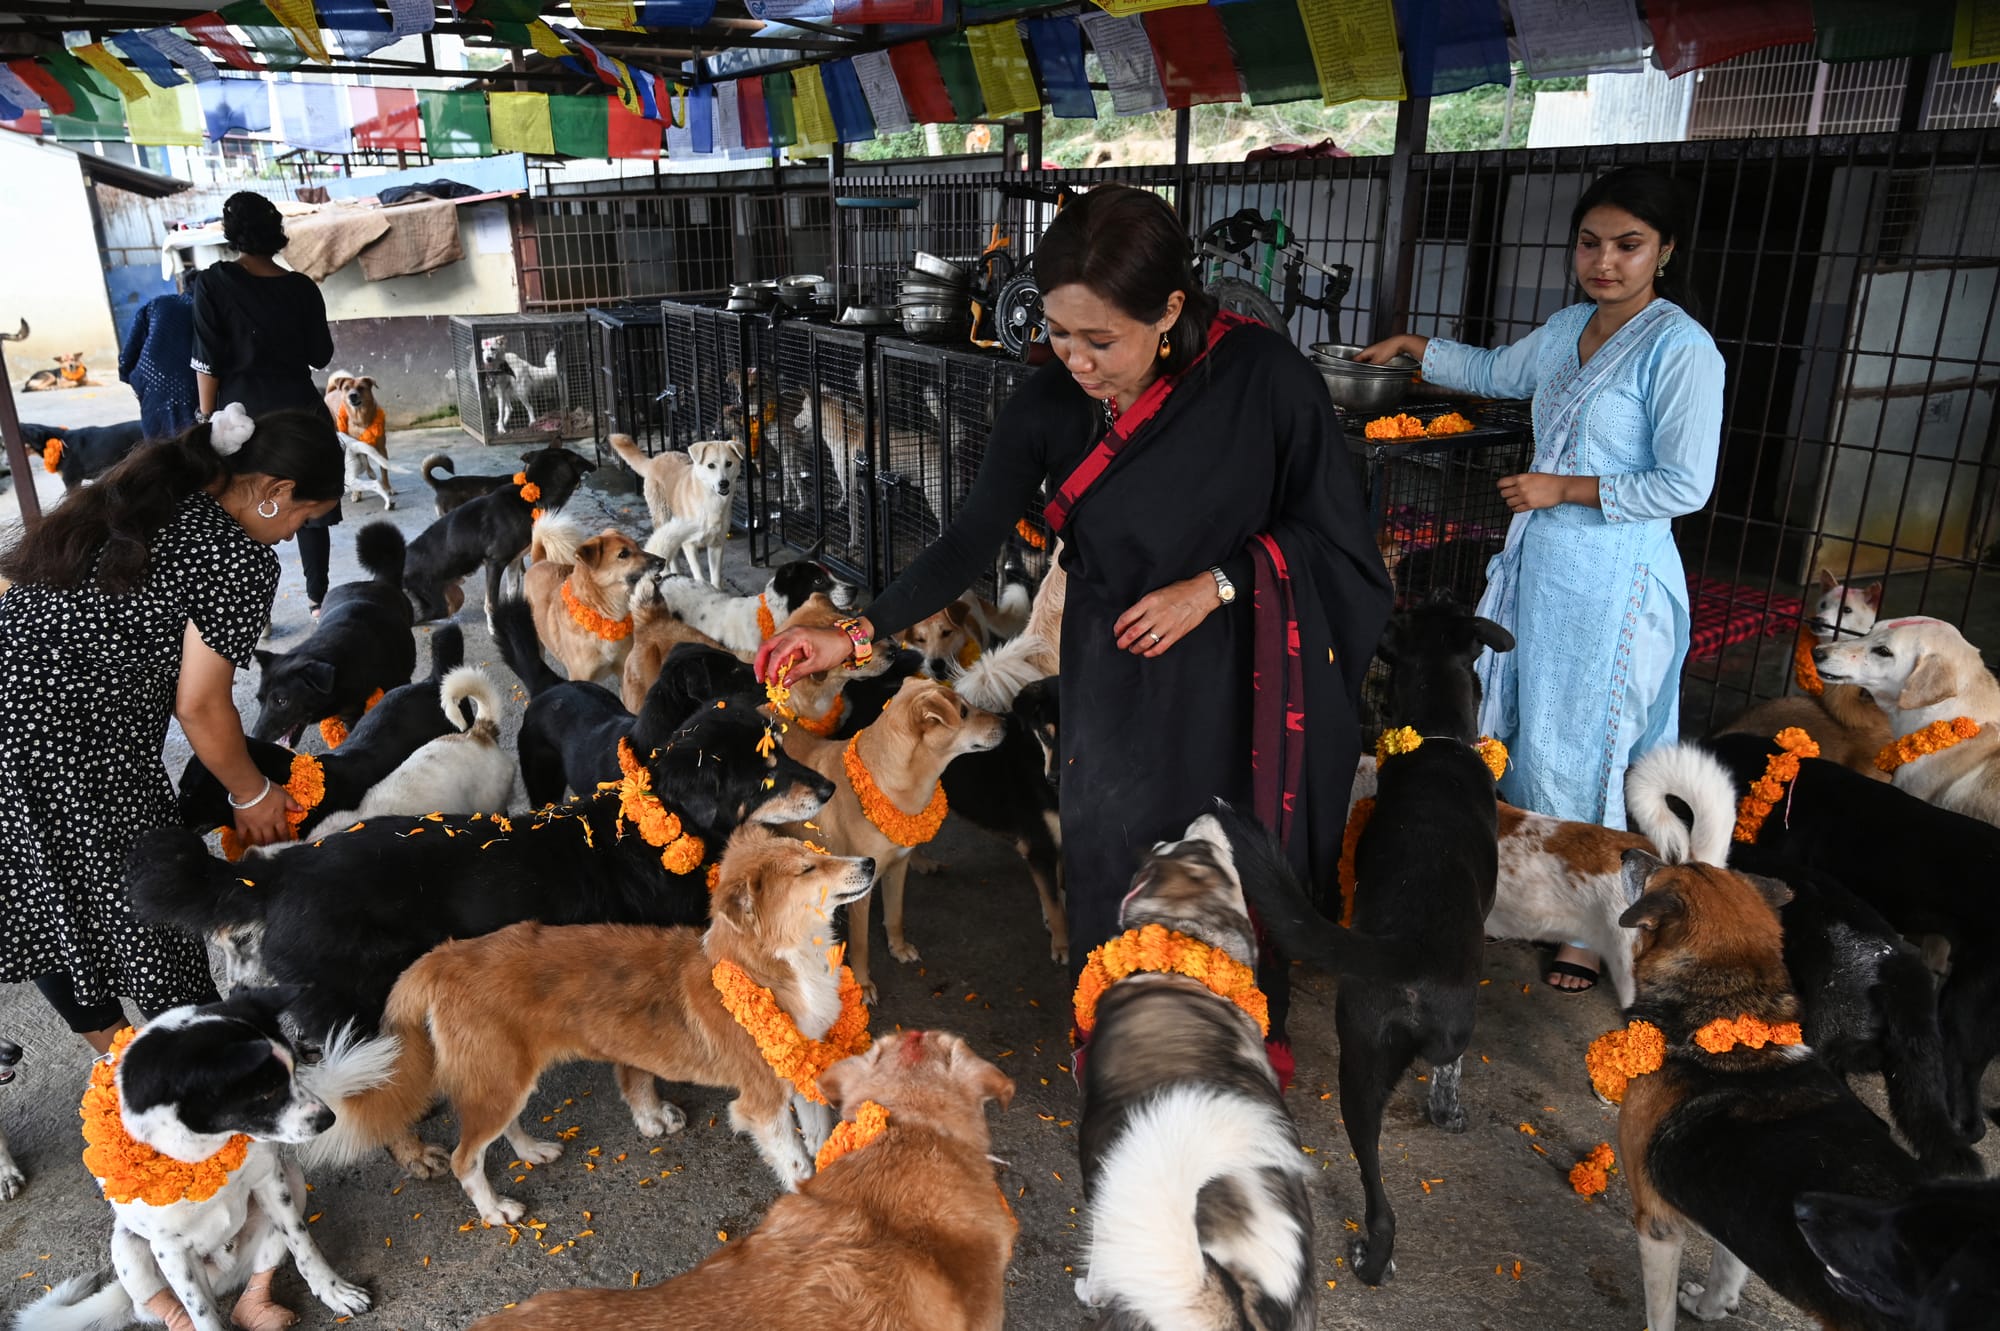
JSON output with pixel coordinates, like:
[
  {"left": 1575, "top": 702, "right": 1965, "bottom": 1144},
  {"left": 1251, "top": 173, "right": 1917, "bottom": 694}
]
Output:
[
  {"left": 1158, "top": 332, "right": 1172, "bottom": 360},
  {"left": 1655, "top": 252, "right": 1671, "bottom": 277}
]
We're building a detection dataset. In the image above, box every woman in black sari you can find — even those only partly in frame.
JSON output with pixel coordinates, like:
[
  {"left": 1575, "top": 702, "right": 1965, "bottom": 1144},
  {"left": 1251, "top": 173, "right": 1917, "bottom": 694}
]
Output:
[{"left": 759, "top": 187, "right": 1390, "bottom": 1068}]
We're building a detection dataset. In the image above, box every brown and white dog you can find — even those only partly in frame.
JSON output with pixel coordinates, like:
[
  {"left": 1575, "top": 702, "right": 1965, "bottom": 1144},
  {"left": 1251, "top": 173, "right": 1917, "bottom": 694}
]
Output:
[
  {"left": 23, "top": 351, "right": 90, "bottom": 391},
  {"left": 901, "top": 583, "right": 1030, "bottom": 682},
  {"left": 782, "top": 677, "right": 1005, "bottom": 1003},
  {"left": 302, "top": 827, "right": 878, "bottom": 1223},
  {"left": 1815, "top": 616, "right": 2000, "bottom": 826},
  {"left": 323, "top": 372, "right": 395, "bottom": 510},
  {"left": 464, "top": 1031, "right": 1015, "bottom": 1331},
  {"left": 619, "top": 569, "right": 734, "bottom": 712},
  {"left": 954, "top": 544, "right": 1065, "bottom": 713},
  {"left": 523, "top": 518, "right": 661, "bottom": 684},
  {"left": 612, "top": 435, "right": 743, "bottom": 587}
]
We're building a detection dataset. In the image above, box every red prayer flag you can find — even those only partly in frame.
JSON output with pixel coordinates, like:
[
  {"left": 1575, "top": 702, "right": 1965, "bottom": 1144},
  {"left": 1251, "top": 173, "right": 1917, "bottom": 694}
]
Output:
[
  {"left": 736, "top": 78, "right": 770, "bottom": 149},
  {"left": 8, "top": 60, "right": 72, "bottom": 116},
  {"left": 1647, "top": 0, "right": 1814, "bottom": 77},
  {"left": 1, "top": 110, "right": 43, "bottom": 136},
  {"left": 184, "top": 11, "right": 264, "bottom": 72},
  {"left": 887, "top": 39, "right": 956, "bottom": 124},
  {"left": 351, "top": 86, "right": 423, "bottom": 150},
  {"left": 608, "top": 98, "right": 662, "bottom": 158},
  {"left": 833, "top": 0, "right": 943, "bottom": 22},
  {"left": 1143, "top": 6, "right": 1244, "bottom": 109}
]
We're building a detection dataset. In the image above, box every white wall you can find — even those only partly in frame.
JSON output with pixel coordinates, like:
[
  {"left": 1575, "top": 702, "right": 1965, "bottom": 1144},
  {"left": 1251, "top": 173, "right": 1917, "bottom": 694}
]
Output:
[
  {"left": 0, "top": 134, "right": 119, "bottom": 376},
  {"left": 315, "top": 201, "right": 519, "bottom": 321}
]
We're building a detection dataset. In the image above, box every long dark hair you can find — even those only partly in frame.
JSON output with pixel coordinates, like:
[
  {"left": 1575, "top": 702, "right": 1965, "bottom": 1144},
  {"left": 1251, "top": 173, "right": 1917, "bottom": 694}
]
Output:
[
  {"left": 2, "top": 410, "right": 341, "bottom": 594},
  {"left": 1034, "top": 184, "right": 1220, "bottom": 376},
  {"left": 223, "top": 191, "right": 287, "bottom": 257},
  {"left": 1570, "top": 166, "right": 1700, "bottom": 319}
]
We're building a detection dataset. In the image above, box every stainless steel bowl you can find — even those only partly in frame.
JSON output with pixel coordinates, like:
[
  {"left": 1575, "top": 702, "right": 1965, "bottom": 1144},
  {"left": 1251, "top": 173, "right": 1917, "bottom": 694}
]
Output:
[
  {"left": 910, "top": 251, "right": 967, "bottom": 282},
  {"left": 836, "top": 305, "right": 899, "bottom": 327},
  {"left": 899, "top": 281, "right": 965, "bottom": 302},
  {"left": 1318, "top": 365, "right": 1412, "bottom": 412},
  {"left": 1310, "top": 342, "right": 1417, "bottom": 374},
  {"left": 898, "top": 301, "right": 964, "bottom": 322}
]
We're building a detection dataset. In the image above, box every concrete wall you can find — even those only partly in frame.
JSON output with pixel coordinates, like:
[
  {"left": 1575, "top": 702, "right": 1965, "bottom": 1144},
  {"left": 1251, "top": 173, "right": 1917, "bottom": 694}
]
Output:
[
  {"left": 325, "top": 315, "right": 465, "bottom": 430},
  {"left": 0, "top": 134, "right": 120, "bottom": 381}
]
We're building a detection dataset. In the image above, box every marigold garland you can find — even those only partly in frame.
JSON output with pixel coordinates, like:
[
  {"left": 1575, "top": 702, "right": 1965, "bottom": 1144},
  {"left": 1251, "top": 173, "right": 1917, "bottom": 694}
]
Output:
[
  {"left": 711, "top": 955, "right": 872, "bottom": 1104},
  {"left": 1793, "top": 623, "right": 1824, "bottom": 697},
  {"left": 61, "top": 362, "right": 87, "bottom": 384},
  {"left": 514, "top": 471, "right": 541, "bottom": 504},
  {"left": 1365, "top": 413, "right": 1429, "bottom": 441},
  {"left": 561, "top": 582, "right": 633, "bottom": 641},
  {"left": 42, "top": 438, "right": 62, "bottom": 474},
  {"left": 1585, "top": 1020, "right": 1667, "bottom": 1104},
  {"left": 1732, "top": 726, "right": 1820, "bottom": 843},
  {"left": 1073, "top": 923, "right": 1269, "bottom": 1039},
  {"left": 1014, "top": 517, "right": 1047, "bottom": 550},
  {"left": 1693, "top": 1014, "right": 1803, "bottom": 1054},
  {"left": 81, "top": 1027, "right": 250, "bottom": 1207},
  {"left": 1569, "top": 1143, "right": 1615, "bottom": 1198},
  {"left": 756, "top": 594, "right": 776, "bottom": 643},
  {"left": 1375, "top": 726, "right": 1424, "bottom": 759},
  {"left": 813, "top": 1099, "right": 890, "bottom": 1172},
  {"left": 795, "top": 694, "right": 845, "bottom": 738},
  {"left": 1337, "top": 798, "right": 1374, "bottom": 929},
  {"left": 318, "top": 687, "right": 385, "bottom": 750},
  {"left": 218, "top": 752, "right": 327, "bottom": 862},
  {"left": 1876, "top": 717, "right": 1982, "bottom": 774},
  {"left": 955, "top": 638, "right": 983, "bottom": 669},
  {"left": 843, "top": 735, "right": 948, "bottom": 847},
  {"left": 615, "top": 738, "right": 706, "bottom": 874}
]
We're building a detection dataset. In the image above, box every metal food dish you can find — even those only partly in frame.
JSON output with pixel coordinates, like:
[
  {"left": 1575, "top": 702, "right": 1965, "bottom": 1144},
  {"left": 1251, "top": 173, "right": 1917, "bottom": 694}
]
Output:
[
  {"left": 910, "top": 251, "right": 968, "bottom": 282},
  {"left": 1318, "top": 366, "right": 1412, "bottom": 411},
  {"left": 898, "top": 302, "right": 964, "bottom": 322},
  {"left": 1310, "top": 342, "right": 1417, "bottom": 374},
  {"left": 779, "top": 273, "right": 826, "bottom": 289},
  {"left": 836, "top": 305, "right": 899, "bottom": 327}
]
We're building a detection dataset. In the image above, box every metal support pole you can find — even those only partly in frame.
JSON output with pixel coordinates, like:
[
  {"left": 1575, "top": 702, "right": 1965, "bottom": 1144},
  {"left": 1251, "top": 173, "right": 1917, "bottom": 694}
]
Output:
[
  {"left": 1898, "top": 54, "right": 1932, "bottom": 133},
  {"left": 1174, "top": 107, "right": 1191, "bottom": 200},
  {"left": 1024, "top": 108, "right": 1044, "bottom": 171},
  {"left": 1371, "top": 97, "right": 1430, "bottom": 340},
  {"left": 0, "top": 321, "right": 42, "bottom": 531}
]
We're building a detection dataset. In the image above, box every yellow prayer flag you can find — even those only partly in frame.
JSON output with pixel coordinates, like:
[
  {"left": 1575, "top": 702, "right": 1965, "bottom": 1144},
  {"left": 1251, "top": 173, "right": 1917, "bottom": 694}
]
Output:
[
  {"left": 792, "top": 66, "right": 837, "bottom": 147},
  {"left": 574, "top": 1, "right": 641, "bottom": 28},
  {"left": 125, "top": 76, "right": 204, "bottom": 146},
  {"left": 1295, "top": 0, "right": 1404, "bottom": 106},
  {"left": 265, "top": 0, "right": 330, "bottom": 63},
  {"left": 524, "top": 19, "right": 573, "bottom": 61},
  {"left": 489, "top": 92, "right": 557, "bottom": 155},
  {"left": 1953, "top": 0, "right": 2000, "bottom": 67},
  {"left": 965, "top": 21, "right": 1042, "bottom": 118},
  {"left": 1088, "top": 0, "right": 1204, "bottom": 17},
  {"left": 73, "top": 43, "right": 149, "bottom": 102}
]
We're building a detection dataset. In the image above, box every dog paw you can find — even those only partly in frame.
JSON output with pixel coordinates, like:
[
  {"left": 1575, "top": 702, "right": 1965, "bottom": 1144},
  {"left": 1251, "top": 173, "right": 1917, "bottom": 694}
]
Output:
[
  {"left": 0, "top": 1164, "right": 23, "bottom": 1201},
  {"left": 1348, "top": 1237, "right": 1395, "bottom": 1286},
  {"left": 909, "top": 854, "right": 946, "bottom": 877},
  {"left": 515, "top": 1140, "right": 563, "bottom": 1165},
  {"left": 632, "top": 1103, "right": 686, "bottom": 1138},
  {"left": 887, "top": 939, "right": 921, "bottom": 965},
  {"left": 1050, "top": 942, "right": 1069, "bottom": 966},
  {"left": 1428, "top": 1104, "right": 1468, "bottom": 1134},
  {"left": 1679, "top": 1280, "right": 1737, "bottom": 1320},
  {"left": 482, "top": 1196, "right": 528, "bottom": 1226},
  {"left": 859, "top": 979, "right": 879, "bottom": 1006},
  {"left": 399, "top": 1145, "right": 452, "bottom": 1179},
  {"left": 1073, "top": 1275, "right": 1098, "bottom": 1307},
  {"left": 311, "top": 1278, "right": 372, "bottom": 1319}
]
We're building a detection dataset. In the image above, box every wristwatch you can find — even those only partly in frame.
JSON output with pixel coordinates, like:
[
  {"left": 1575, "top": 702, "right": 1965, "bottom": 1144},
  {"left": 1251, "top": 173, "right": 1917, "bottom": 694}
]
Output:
[{"left": 1209, "top": 566, "right": 1236, "bottom": 605}]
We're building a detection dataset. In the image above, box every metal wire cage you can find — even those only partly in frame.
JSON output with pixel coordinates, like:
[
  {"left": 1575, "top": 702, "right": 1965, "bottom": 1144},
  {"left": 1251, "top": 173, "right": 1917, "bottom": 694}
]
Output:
[
  {"left": 447, "top": 314, "right": 592, "bottom": 446},
  {"left": 660, "top": 300, "right": 765, "bottom": 535},
  {"left": 586, "top": 305, "right": 670, "bottom": 465},
  {"left": 753, "top": 320, "right": 878, "bottom": 590}
]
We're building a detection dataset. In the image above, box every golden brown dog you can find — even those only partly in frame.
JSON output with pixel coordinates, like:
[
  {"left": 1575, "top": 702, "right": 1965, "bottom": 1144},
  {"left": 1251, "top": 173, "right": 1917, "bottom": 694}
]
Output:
[
  {"left": 1716, "top": 684, "right": 1891, "bottom": 782},
  {"left": 524, "top": 521, "right": 661, "bottom": 684},
  {"left": 899, "top": 584, "right": 1030, "bottom": 682},
  {"left": 301, "top": 826, "right": 877, "bottom": 1223},
  {"left": 782, "top": 677, "right": 1005, "bottom": 1002},
  {"left": 464, "top": 1030, "right": 1015, "bottom": 1331},
  {"left": 323, "top": 371, "right": 395, "bottom": 509}
]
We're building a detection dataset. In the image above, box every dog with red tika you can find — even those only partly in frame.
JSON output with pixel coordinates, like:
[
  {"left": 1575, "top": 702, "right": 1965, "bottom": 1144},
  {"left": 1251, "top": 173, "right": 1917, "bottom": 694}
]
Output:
[{"left": 323, "top": 372, "right": 394, "bottom": 510}]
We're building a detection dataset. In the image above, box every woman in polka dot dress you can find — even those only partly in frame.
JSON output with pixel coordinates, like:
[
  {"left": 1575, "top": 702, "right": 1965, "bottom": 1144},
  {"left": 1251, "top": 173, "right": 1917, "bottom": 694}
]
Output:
[{"left": 0, "top": 404, "right": 342, "bottom": 1053}]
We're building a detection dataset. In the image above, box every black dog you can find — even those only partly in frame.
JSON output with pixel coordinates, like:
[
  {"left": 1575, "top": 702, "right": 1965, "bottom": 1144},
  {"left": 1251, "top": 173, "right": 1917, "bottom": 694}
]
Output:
[
  {"left": 252, "top": 522, "right": 415, "bottom": 744},
  {"left": 129, "top": 694, "right": 835, "bottom": 1043},
  {"left": 22, "top": 420, "right": 146, "bottom": 489},
  {"left": 495, "top": 597, "right": 755, "bottom": 807},
  {"left": 183, "top": 626, "right": 465, "bottom": 838},
  {"left": 1700, "top": 730, "right": 2000, "bottom": 1140},
  {"left": 402, "top": 445, "right": 593, "bottom": 625},
  {"left": 1233, "top": 599, "right": 1513, "bottom": 1286},
  {"left": 1013, "top": 675, "right": 1060, "bottom": 791},
  {"left": 1795, "top": 1179, "right": 2000, "bottom": 1329},
  {"left": 418, "top": 453, "right": 513, "bottom": 518}
]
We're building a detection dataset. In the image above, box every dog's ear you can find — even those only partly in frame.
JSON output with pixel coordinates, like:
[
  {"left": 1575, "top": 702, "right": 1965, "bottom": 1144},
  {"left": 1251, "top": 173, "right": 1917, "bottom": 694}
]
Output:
[
  {"left": 520, "top": 449, "right": 542, "bottom": 466},
  {"left": 947, "top": 1034, "right": 1015, "bottom": 1110},
  {"left": 710, "top": 869, "right": 756, "bottom": 931},
  {"left": 916, "top": 690, "right": 958, "bottom": 728},
  {"left": 1619, "top": 848, "right": 1665, "bottom": 910},
  {"left": 1862, "top": 583, "right": 1883, "bottom": 610},
  {"left": 1897, "top": 650, "right": 1958, "bottom": 712},
  {"left": 1817, "top": 567, "right": 1839, "bottom": 591},
  {"left": 357, "top": 376, "right": 375, "bottom": 389},
  {"left": 1619, "top": 887, "right": 1684, "bottom": 933},
  {"left": 943, "top": 600, "right": 972, "bottom": 630},
  {"left": 1739, "top": 871, "right": 1794, "bottom": 912},
  {"left": 574, "top": 535, "right": 607, "bottom": 567},
  {"left": 298, "top": 660, "right": 338, "bottom": 696},
  {"left": 1470, "top": 616, "right": 1515, "bottom": 654},
  {"left": 253, "top": 648, "right": 277, "bottom": 672},
  {"left": 816, "top": 1045, "right": 878, "bottom": 1114}
]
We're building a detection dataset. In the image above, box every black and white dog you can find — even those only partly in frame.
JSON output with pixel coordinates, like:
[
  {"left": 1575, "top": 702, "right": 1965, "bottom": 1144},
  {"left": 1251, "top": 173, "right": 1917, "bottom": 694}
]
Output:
[
  {"left": 1075, "top": 807, "right": 1316, "bottom": 1331},
  {"left": 13, "top": 990, "right": 387, "bottom": 1331},
  {"left": 402, "top": 445, "right": 593, "bottom": 629},
  {"left": 251, "top": 521, "right": 415, "bottom": 744},
  {"left": 0, "top": 1037, "right": 21, "bottom": 1201},
  {"left": 652, "top": 559, "right": 857, "bottom": 658}
]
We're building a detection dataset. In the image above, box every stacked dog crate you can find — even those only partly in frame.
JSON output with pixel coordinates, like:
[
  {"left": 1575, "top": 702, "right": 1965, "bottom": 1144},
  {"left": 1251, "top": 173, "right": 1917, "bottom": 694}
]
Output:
[
  {"left": 660, "top": 300, "right": 764, "bottom": 535},
  {"left": 753, "top": 320, "right": 879, "bottom": 589},
  {"left": 585, "top": 305, "right": 670, "bottom": 466},
  {"left": 447, "top": 314, "right": 592, "bottom": 447}
]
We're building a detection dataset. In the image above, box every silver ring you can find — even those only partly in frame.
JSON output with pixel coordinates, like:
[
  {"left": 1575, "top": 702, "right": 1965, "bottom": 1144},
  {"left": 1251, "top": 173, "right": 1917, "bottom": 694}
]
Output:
[{"left": 1148, "top": 632, "right": 1163, "bottom": 644}]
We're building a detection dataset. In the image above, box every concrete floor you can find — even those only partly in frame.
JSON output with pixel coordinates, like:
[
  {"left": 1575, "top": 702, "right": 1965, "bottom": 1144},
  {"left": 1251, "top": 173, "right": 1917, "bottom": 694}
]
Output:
[{"left": 2, "top": 406, "right": 1996, "bottom": 1330}]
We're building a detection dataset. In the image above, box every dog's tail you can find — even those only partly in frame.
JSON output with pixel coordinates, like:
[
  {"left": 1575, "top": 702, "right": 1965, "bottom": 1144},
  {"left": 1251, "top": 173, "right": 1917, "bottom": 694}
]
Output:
[
  {"left": 354, "top": 520, "right": 406, "bottom": 590},
  {"left": 609, "top": 432, "right": 651, "bottom": 475},
  {"left": 421, "top": 453, "right": 456, "bottom": 488},
  {"left": 989, "top": 579, "right": 1032, "bottom": 640},
  {"left": 126, "top": 827, "right": 275, "bottom": 932},
  {"left": 952, "top": 633, "right": 1054, "bottom": 713},
  {"left": 1625, "top": 743, "right": 1737, "bottom": 865},
  {"left": 529, "top": 512, "right": 587, "bottom": 566},
  {"left": 298, "top": 1006, "right": 436, "bottom": 1170},
  {"left": 440, "top": 665, "right": 502, "bottom": 735},
  {"left": 428, "top": 623, "right": 466, "bottom": 679},
  {"left": 8, "top": 1272, "right": 133, "bottom": 1331},
  {"left": 493, "top": 597, "right": 561, "bottom": 698},
  {"left": 1082, "top": 1083, "right": 1314, "bottom": 1331}
]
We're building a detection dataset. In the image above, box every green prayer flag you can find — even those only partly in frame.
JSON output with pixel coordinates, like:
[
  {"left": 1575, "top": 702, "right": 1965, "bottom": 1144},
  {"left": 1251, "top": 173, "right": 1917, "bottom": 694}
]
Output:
[
  {"left": 1218, "top": 0, "right": 1323, "bottom": 106},
  {"left": 41, "top": 50, "right": 123, "bottom": 138},
  {"left": 762, "top": 72, "right": 798, "bottom": 147},
  {"left": 551, "top": 94, "right": 611, "bottom": 157},
  {"left": 929, "top": 32, "right": 985, "bottom": 120},
  {"left": 219, "top": 0, "right": 309, "bottom": 70},
  {"left": 420, "top": 89, "right": 493, "bottom": 158},
  {"left": 1812, "top": 0, "right": 1955, "bottom": 61}
]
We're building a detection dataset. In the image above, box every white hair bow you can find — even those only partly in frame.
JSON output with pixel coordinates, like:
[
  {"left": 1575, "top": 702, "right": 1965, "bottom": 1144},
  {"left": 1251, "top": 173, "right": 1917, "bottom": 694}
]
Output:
[{"left": 209, "top": 402, "right": 255, "bottom": 456}]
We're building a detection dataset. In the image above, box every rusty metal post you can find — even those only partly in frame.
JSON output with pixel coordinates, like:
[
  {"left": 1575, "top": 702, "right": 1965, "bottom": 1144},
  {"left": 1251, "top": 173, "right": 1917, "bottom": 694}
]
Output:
[{"left": 0, "top": 321, "right": 42, "bottom": 530}]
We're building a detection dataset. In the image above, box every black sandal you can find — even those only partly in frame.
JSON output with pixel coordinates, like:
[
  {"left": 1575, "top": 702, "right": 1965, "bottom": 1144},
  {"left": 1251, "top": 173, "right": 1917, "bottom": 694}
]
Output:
[{"left": 1544, "top": 959, "right": 1599, "bottom": 993}]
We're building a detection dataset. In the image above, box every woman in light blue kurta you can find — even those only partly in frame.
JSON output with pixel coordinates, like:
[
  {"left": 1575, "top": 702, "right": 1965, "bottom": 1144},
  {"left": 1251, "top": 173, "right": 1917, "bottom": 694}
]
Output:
[{"left": 1362, "top": 167, "right": 1725, "bottom": 991}]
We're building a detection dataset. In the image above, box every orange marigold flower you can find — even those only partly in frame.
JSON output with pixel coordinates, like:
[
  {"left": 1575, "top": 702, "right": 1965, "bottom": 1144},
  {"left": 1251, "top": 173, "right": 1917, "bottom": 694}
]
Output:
[
  {"left": 81, "top": 1027, "right": 250, "bottom": 1206},
  {"left": 1584, "top": 1021, "right": 1666, "bottom": 1104},
  {"left": 814, "top": 1100, "right": 890, "bottom": 1172},
  {"left": 844, "top": 736, "right": 948, "bottom": 847},
  {"left": 1073, "top": 923, "right": 1268, "bottom": 1038},
  {"left": 1877, "top": 717, "right": 1983, "bottom": 774},
  {"left": 1793, "top": 624, "right": 1824, "bottom": 697},
  {"left": 1569, "top": 1142, "right": 1615, "bottom": 1197}
]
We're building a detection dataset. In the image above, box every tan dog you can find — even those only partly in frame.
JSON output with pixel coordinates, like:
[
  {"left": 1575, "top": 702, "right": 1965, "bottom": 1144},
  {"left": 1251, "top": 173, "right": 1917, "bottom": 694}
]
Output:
[
  {"left": 465, "top": 1031, "right": 1015, "bottom": 1331},
  {"left": 323, "top": 372, "right": 395, "bottom": 510},
  {"left": 758, "top": 592, "right": 897, "bottom": 732},
  {"left": 301, "top": 827, "right": 878, "bottom": 1223},
  {"left": 795, "top": 391, "right": 941, "bottom": 554},
  {"left": 620, "top": 568, "right": 735, "bottom": 711},
  {"left": 900, "top": 583, "right": 1031, "bottom": 682},
  {"left": 23, "top": 351, "right": 90, "bottom": 391},
  {"left": 611, "top": 434, "right": 743, "bottom": 587},
  {"left": 1815, "top": 616, "right": 2000, "bottom": 824},
  {"left": 782, "top": 677, "right": 1005, "bottom": 1002},
  {"left": 524, "top": 521, "right": 661, "bottom": 683}
]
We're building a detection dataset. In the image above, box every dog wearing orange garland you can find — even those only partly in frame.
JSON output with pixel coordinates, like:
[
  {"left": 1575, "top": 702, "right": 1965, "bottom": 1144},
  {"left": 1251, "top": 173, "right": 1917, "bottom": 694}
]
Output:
[
  {"left": 523, "top": 516, "right": 662, "bottom": 684},
  {"left": 464, "top": 1031, "right": 1016, "bottom": 1331},
  {"left": 1607, "top": 850, "right": 1936, "bottom": 1331},
  {"left": 16, "top": 991, "right": 384, "bottom": 1331},
  {"left": 300, "top": 826, "right": 877, "bottom": 1223},
  {"left": 780, "top": 675, "right": 1005, "bottom": 1004}
]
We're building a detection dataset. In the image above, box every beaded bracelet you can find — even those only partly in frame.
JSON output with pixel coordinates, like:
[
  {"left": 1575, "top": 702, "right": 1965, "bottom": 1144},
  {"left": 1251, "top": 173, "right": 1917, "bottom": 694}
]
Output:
[{"left": 834, "top": 617, "right": 873, "bottom": 669}]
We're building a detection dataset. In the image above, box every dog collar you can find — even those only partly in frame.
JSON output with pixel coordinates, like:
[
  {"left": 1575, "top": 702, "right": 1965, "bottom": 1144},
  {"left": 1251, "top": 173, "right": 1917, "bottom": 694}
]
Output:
[
  {"left": 1374, "top": 727, "right": 1508, "bottom": 782},
  {"left": 711, "top": 951, "right": 870, "bottom": 1105},
  {"left": 843, "top": 734, "right": 947, "bottom": 847},
  {"left": 1072, "top": 923, "right": 1268, "bottom": 1040},
  {"left": 562, "top": 582, "right": 634, "bottom": 642},
  {"left": 757, "top": 594, "right": 776, "bottom": 643},
  {"left": 81, "top": 1028, "right": 251, "bottom": 1207},
  {"left": 1585, "top": 1015, "right": 1803, "bottom": 1104},
  {"left": 1876, "top": 717, "right": 1981, "bottom": 774},
  {"left": 814, "top": 1100, "right": 889, "bottom": 1172}
]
